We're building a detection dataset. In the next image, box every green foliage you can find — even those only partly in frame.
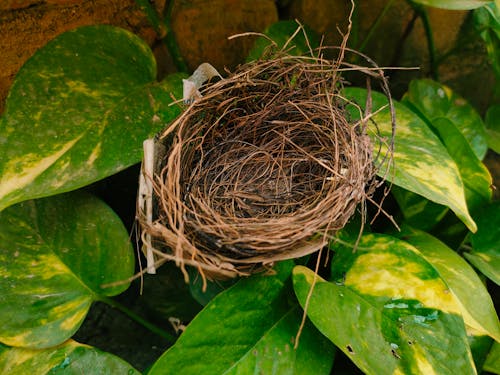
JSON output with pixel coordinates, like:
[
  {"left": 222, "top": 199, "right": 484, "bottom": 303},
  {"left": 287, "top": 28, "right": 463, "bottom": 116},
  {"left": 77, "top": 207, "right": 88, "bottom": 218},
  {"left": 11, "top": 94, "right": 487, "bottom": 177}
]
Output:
[
  {"left": 0, "top": 192, "right": 134, "bottom": 349},
  {"left": 0, "top": 5, "right": 499, "bottom": 374},
  {"left": 485, "top": 105, "right": 500, "bottom": 152},
  {"left": 465, "top": 201, "right": 500, "bottom": 285},
  {"left": 485, "top": 342, "right": 500, "bottom": 374},
  {"left": 0, "top": 340, "right": 140, "bottom": 374},
  {"left": 0, "top": 25, "right": 185, "bottom": 211},
  {"left": 411, "top": 0, "right": 493, "bottom": 10},
  {"left": 397, "top": 226, "right": 500, "bottom": 341},
  {"left": 344, "top": 87, "right": 477, "bottom": 232},
  {"left": 474, "top": 3, "right": 500, "bottom": 84},
  {"left": 149, "top": 262, "right": 334, "bottom": 375}
]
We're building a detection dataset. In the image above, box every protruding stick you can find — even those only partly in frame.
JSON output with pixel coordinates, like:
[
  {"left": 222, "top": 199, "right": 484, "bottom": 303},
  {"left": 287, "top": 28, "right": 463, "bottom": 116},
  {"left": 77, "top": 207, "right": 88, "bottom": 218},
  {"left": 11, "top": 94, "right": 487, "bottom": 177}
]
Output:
[{"left": 140, "top": 138, "right": 156, "bottom": 274}]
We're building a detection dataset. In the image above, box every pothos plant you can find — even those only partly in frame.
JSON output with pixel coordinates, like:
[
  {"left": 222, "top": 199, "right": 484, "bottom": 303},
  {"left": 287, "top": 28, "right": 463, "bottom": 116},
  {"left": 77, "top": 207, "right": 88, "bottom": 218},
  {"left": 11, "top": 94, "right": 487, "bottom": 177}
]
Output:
[{"left": 0, "top": 0, "right": 499, "bottom": 374}]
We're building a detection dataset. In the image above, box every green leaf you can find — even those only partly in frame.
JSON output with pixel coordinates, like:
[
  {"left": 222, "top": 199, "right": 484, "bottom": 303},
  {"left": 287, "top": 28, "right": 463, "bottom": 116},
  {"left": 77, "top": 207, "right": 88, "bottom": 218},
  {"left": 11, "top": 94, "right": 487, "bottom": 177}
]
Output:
[
  {"left": 397, "top": 226, "right": 500, "bottom": 342},
  {"left": 0, "top": 340, "right": 140, "bottom": 374},
  {"left": 468, "top": 335, "right": 494, "bottom": 371},
  {"left": 391, "top": 186, "right": 449, "bottom": 231},
  {"left": 485, "top": 105, "right": 500, "bottom": 153},
  {"left": 0, "top": 25, "right": 185, "bottom": 211},
  {"left": 432, "top": 118, "right": 491, "bottom": 210},
  {"left": 484, "top": 342, "right": 500, "bottom": 374},
  {"left": 402, "top": 79, "right": 488, "bottom": 160},
  {"left": 466, "top": 201, "right": 500, "bottom": 285},
  {"left": 411, "top": 0, "right": 493, "bottom": 10},
  {"left": 294, "top": 236, "right": 476, "bottom": 374},
  {"left": 343, "top": 87, "right": 476, "bottom": 232},
  {"left": 188, "top": 267, "right": 237, "bottom": 306},
  {"left": 474, "top": 3, "right": 500, "bottom": 84},
  {"left": 149, "top": 261, "right": 335, "bottom": 375},
  {"left": 247, "top": 20, "right": 320, "bottom": 61},
  {"left": 0, "top": 192, "right": 134, "bottom": 349}
]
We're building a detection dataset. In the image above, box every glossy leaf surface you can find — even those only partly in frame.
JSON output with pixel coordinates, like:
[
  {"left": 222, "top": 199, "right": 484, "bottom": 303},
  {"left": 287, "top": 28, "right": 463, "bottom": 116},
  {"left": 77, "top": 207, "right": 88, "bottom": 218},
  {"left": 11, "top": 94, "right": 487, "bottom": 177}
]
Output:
[
  {"left": 0, "top": 340, "right": 140, "bottom": 374},
  {"left": 398, "top": 226, "right": 500, "bottom": 342},
  {"left": 343, "top": 87, "right": 476, "bottom": 232},
  {"left": 0, "top": 192, "right": 134, "bottom": 348},
  {"left": 411, "top": 0, "right": 493, "bottom": 10},
  {"left": 466, "top": 201, "right": 500, "bottom": 285},
  {"left": 0, "top": 25, "right": 185, "bottom": 211},
  {"left": 402, "top": 79, "right": 488, "bottom": 160},
  {"left": 430, "top": 118, "right": 491, "bottom": 210},
  {"left": 149, "top": 261, "right": 335, "bottom": 375},
  {"left": 295, "top": 234, "right": 476, "bottom": 375}
]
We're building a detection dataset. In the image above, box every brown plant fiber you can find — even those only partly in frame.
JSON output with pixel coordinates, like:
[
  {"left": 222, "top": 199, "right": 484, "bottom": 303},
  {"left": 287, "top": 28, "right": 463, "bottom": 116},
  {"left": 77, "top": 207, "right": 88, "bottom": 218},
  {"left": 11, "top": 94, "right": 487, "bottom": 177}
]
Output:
[{"left": 140, "top": 48, "right": 393, "bottom": 281}]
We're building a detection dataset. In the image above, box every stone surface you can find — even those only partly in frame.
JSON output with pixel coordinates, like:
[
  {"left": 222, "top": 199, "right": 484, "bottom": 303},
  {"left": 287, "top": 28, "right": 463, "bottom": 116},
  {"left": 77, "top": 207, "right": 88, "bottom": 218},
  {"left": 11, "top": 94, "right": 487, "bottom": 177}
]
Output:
[{"left": 170, "top": 0, "right": 278, "bottom": 71}]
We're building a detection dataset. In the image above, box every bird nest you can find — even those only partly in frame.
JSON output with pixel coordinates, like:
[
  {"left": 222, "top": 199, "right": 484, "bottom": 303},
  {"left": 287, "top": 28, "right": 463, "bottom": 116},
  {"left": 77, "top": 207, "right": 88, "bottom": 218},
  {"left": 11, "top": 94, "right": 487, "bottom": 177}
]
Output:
[{"left": 138, "top": 48, "right": 394, "bottom": 283}]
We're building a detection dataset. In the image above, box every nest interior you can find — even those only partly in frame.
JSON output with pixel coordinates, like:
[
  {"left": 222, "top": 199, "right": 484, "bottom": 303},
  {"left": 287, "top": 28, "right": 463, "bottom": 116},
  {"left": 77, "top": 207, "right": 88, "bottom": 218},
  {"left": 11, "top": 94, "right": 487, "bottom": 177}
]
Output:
[{"left": 142, "top": 52, "right": 387, "bottom": 279}]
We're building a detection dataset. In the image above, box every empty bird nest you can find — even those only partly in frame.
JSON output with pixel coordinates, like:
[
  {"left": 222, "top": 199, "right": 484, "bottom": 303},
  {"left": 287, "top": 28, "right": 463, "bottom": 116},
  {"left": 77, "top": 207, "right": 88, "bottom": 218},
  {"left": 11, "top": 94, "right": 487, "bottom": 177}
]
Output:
[{"left": 138, "top": 44, "right": 395, "bottom": 284}]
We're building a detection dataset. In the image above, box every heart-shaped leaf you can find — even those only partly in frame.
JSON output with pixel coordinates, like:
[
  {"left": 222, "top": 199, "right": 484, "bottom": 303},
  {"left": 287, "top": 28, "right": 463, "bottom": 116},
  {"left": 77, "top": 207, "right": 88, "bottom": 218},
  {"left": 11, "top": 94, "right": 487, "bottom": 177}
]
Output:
[
  {"left": 343, "top": 87, "right": 476, "bottom": 232},
  {"left": 293, "top": 233, "right": 476, "bottom": 374},
  {"left": 402, "top": 79, "right": 488, "bottom": 160},
  {"left": 398, "top": 226, "right": 500, "bottom": 342},
  {"left": 411, "top": 0, "right": 492, "bottom": 10},
  {"left": 0, "top": 340, "right": 140, "bottom": 374},
  {"left": 466, "top": 201, "right": 500, "bottom": 285},
  {"left": 149, "top": 261, "right": 335, "bottom": 375},
  {"left": 0, "top": 25, "right": 185, "bottom": 211},
  {"left": 0, "top": 192, "right": 134, "bottom": 349}
]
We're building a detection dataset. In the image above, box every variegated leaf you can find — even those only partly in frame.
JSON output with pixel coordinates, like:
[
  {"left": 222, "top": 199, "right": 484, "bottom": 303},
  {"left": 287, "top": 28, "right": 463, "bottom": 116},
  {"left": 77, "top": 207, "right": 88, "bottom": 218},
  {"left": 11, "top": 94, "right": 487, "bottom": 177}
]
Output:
[
  {"left": 343, "top": 87, "right": 476, "bottom": 232},
  {"left": 0, "top": 340, "right": 140, "bottom": 374},
  {"left": 0, "top": 192, "right": 134, "bottom": 349},
  {"left": 0, "top": 25, "right": 185, "bottom": 211},
  {"left": 402, "top": 79, "right": 488, "bottom": 160},
  {"left": 398, "top": 226, "right": 500, "bottom": 342},
  {"left": 411, "top": 0, "right": 492, "bottom": 10},
  {"left": 293, "top": 232, "right": 476, "bottom": 374}
]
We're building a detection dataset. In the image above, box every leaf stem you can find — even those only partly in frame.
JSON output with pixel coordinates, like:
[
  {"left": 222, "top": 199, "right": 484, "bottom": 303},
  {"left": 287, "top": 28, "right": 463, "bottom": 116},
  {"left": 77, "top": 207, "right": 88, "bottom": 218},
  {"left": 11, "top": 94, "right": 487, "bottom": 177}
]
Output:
[
  {"left": 163, "top": 0, "right": 189, "bottom": 73},
  {"left": 357, "top": 0, "right": 397, "bottom": 53},
  {"left": 410, "top": 2, "right": 439, "bottom": 80},
  {"left": 135, "top": 0, "right": 189, "bottom": 73},
  {"left": 100, "top": 296, "right": 176, "bottom": 343}
]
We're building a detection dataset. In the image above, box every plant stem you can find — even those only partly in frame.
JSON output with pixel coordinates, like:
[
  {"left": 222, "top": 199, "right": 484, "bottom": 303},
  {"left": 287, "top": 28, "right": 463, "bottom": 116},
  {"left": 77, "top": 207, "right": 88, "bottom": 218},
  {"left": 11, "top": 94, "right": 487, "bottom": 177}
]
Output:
[
  {"left": 357, "top": 0, "right": 396, "bottom": 53},
  {"left": 163, "top": 0, "right": 189, "bottom": 72},
  {"left": 100, "top": 296, "right": 176, "bottom": 343},
  {"left": 410, "top": 1, "right": 439, "bottom": 80},
  {"left": 135, "top": 0, "right": 189, "bottom": 73},
  {"left": 135, "top": 0, "right": 165, "bottom": 36}
]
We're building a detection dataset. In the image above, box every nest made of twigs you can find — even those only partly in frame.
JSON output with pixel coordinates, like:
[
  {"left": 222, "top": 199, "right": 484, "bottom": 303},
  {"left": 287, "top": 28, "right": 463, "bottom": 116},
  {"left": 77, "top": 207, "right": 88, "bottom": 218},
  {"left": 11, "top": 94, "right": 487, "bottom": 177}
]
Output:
[{"left": 140, "top": 47, "right": 394, "bottom": 281}]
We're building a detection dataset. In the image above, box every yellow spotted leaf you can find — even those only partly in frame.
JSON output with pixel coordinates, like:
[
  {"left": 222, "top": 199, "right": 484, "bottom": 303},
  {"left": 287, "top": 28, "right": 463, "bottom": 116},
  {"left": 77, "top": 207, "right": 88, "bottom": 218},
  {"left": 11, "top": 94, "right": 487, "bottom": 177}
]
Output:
[
  {"left": 0, "top": 192, "right": 134, "bottom": 349},
  {"left": 0, "top": 340, "right": 139, "bottom": 374},
  {"left": 292, "top": 233, "right": 476, "bottom": 374},
  {"left": 343, "top": 87, "right": 476, "bottom": 232},
  {"left": 0, "top": 25, "right": 185, "bottom": 212}
]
